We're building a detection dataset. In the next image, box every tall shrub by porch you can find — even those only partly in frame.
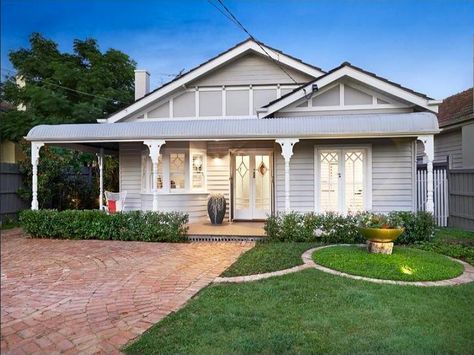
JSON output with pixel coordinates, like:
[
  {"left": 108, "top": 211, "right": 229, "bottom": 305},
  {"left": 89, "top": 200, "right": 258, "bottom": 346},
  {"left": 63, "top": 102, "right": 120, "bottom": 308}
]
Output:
[{"left": 19, "top": 210, "right": 188, "bottom": 242}]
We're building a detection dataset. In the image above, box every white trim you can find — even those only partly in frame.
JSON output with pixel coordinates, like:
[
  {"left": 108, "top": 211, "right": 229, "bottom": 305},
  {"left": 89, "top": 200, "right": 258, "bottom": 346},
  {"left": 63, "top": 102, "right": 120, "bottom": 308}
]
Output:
[
  {"left": 143, "top": 140, "right": 166, "bottom": 211},
  {"left": 279, "top": 103, "right": 409, "bottom": 113},
  {"left": 140, "top": 191, "right": 210, "bottom": 196},
  {"left": 340, "top": 83, "right": 345, "bottom": 107},
  {"left": 221, "top": 86, "right": 226, "bottom": 117},
  {"left": 248, "top": 85, "right": 253, "bottom": 116},
  {"left": 105, "top": 40, "right": 324, "bottom": 123},
  {"left": 31, "top": 142, "right": 44, "bottom": 210},
  {"left": 314, "top": 144, "right": 372, "bottom": 214},
  {"left": 144, "top": 115, "right": 258, "bottom": 121},
  {"left": 194, "top": 88, "right": 199, "bottom": 119},
  {"left": 31, "top": 132, "right": 439, "bottom": 145},
  {"left": 189, "top": 148, "right": 207, "bottom": 192},
  {"left": 260, "top": 66, "right": 438, "bottom": 118},
  {"left": 169, "top": 98, "right": 174, "bottom": 118},
  {"left": 276, "top": 138, "right": 299, "bottom": 212}
]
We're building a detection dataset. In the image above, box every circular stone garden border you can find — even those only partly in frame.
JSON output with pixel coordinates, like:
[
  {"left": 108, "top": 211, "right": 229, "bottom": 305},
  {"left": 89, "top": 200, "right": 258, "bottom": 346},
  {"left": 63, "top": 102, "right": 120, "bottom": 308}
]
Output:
[{"left": 214, "top": 244, "right": 474, "bottom": 287}]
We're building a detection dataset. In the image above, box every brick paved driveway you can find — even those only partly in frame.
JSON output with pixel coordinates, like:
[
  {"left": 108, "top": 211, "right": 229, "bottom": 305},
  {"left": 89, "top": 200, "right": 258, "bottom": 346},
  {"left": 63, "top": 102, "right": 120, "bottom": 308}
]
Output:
[{"left": 1, "top": 230, "right": 253, "bottom": 354}]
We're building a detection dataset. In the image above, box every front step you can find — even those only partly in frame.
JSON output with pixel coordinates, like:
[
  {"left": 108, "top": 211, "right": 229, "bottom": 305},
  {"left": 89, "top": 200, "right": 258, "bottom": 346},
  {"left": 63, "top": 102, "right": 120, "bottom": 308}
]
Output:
[{"left": 187, "top": 235, "right": 265, "bottom": 242}]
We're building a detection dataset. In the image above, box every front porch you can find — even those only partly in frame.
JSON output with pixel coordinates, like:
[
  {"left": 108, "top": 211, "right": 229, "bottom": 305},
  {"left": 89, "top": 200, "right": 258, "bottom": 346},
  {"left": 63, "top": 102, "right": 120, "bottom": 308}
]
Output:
[
  {"left": 26, "top": 114, "right": 439, "bottom": 221},
  {"left": 187, "top": 219, "right": 266, "bottom": 239}
]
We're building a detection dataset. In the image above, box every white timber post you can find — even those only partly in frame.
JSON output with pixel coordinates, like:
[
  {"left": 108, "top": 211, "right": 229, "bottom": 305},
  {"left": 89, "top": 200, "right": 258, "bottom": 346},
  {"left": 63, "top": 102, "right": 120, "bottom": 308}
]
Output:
[
  {"left": 276, "top": 138, "right": 299, "bottom": 213},
  {"left": 31, "top": 142, "right": 44, "bottom": 210},
  {"left": 418, "top": 135, "right": 434, "bottom": 213},
  {"left": 143, "top": 140, "right": 166, "bottom": 211},
  {"left": 97, "top": 148, "right": 104, "bottom": 210}
]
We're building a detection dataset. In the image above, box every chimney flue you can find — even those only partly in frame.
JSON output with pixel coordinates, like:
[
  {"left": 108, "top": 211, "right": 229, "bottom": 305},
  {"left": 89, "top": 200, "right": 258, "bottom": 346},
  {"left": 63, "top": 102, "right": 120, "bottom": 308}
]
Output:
[{"left": 134, "top": 70, "right": 150, "bottom": 100}]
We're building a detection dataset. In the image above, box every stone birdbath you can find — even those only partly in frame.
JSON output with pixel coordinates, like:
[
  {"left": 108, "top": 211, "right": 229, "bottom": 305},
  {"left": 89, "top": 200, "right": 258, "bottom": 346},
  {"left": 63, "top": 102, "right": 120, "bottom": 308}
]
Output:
[{"left": 357, "top": 213, "right": 404, "bottom": 255}]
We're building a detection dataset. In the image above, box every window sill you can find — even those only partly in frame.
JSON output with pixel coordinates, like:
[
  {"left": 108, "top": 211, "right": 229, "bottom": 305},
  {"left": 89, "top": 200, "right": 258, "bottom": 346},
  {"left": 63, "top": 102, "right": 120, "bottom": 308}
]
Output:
[{"left": 140, "top": 191, "right": 209, "bottom": 196}]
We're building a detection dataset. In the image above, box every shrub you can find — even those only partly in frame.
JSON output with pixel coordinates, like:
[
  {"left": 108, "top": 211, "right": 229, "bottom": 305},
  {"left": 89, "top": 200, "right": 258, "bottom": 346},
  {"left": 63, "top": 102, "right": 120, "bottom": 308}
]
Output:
[
  {"left": 19, "top": 209, "right": 189, "bottom": 242},
  {"left": 388, "top": 211, "right": 435, "bottom": 244},
  {"left": 264, "top": 211, "right": 435, "bottom": 244},
  {"left": 264, "top": 212, "right": 363, "bottom": 244}
]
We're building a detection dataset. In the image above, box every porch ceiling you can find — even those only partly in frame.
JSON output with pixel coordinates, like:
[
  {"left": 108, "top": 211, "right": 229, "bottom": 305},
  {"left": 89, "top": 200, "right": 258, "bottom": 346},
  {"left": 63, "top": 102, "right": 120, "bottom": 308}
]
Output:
[{"left": 26, "top": 112, "right": 439, "bottom": 143}]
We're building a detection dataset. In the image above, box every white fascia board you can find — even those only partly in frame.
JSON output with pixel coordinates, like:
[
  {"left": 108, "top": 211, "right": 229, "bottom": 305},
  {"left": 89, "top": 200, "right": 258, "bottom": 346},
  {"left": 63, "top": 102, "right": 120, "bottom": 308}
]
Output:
[
  {"left": 261, "top": 66, "right": 437, "bottom": 117},
  {"left": 27, "top": 132, "right": 439, "bottom": 145},
  {"left": 106, "top": 41, "right": 325, "bottom": 123}
]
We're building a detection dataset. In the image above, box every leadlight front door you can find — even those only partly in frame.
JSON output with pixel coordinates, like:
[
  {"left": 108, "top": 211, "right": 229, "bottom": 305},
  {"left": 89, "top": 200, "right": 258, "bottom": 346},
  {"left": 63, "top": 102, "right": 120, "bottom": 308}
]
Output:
[
  {"left": 317, "top": 148, "right": 366, "bottom": 214},
  {"left": 234, "top": 153, "right": 272, "bottom": 220}
]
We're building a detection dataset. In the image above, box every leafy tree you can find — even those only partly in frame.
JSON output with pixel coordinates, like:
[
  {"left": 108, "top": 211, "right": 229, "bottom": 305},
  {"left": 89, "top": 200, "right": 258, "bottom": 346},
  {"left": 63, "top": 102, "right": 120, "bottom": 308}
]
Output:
[
  {"left": 1, "top": 32, "right": 135, "bottom": 141},
  {"left": 0, "top": 33, "right": 135, "bottom": 209}
]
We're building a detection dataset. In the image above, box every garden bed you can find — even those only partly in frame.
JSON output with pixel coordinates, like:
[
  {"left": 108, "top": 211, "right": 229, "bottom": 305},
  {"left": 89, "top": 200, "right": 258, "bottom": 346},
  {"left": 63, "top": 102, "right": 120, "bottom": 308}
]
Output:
[
  {"left": 19, "top": 209, "right": 189, "bottom": 242},
  {"left": 312, "top": 245, "right": 463, "bottom": 281}
]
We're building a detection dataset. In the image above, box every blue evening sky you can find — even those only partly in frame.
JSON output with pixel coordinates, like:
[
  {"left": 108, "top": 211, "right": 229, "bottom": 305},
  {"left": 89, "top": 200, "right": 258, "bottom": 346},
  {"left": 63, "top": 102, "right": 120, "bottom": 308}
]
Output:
[{"left": 1, "top": 0, "right": 473, "bottom": 99}]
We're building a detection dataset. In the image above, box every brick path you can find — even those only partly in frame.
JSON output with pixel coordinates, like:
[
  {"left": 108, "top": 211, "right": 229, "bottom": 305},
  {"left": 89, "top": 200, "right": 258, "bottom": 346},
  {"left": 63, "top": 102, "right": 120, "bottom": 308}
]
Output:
[
  {"left": 1, "top": 229, "right": 253, "bottom": 354},
  {"left": 215, "top": 244, "right": 474, "bottom": 287}
]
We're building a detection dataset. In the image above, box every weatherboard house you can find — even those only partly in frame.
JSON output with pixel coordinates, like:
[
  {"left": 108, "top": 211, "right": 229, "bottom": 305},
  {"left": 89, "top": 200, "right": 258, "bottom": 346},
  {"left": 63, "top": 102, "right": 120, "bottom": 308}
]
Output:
[{"left": 26, "top": 39, "right": 440, "bottom": 221}]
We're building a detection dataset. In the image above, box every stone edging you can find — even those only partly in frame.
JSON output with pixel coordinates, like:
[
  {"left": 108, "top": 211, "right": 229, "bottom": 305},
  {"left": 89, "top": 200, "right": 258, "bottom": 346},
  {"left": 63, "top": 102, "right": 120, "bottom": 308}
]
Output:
[{"left": 214, "top": 244, "right": 474, "bottom": 287}]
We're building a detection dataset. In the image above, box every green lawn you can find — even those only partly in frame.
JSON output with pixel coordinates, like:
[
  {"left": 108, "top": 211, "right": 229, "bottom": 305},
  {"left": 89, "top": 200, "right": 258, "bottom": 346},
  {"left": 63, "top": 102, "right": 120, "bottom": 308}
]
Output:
[
  {"left": 221, "top": 242, "right": 319, "bottom": 277},
  {"left": 313, "top": 245, "right": 463, "bottom": 281},
  {"left": 413, "top": 228, "right": 474, "bottom": 265},
  {"left": 125, "top": 269, "right": 474, "bottom": 354},
  {"left": 125, "top": 227, "right": 474, "bottom": 354}
]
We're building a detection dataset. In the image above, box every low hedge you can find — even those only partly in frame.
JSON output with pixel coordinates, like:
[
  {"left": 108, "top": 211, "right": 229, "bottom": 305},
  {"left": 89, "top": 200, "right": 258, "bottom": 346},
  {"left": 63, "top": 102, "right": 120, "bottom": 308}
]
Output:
[
  {"left": 265, "top": 211, "right": 434, "bottom": 244},
  {"left": 19, "top": 209, "right": 189, "bottom": 242}
]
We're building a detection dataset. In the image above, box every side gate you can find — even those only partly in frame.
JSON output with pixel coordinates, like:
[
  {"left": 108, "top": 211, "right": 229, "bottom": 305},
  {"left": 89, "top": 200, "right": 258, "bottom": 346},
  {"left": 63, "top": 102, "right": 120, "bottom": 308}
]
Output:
[{"left": 416, "top": 162, "right": 448, "bottom": 227}]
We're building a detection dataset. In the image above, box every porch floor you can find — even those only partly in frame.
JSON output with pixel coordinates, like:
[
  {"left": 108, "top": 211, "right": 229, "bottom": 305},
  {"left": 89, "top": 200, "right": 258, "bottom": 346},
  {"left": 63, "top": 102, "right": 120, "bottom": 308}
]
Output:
[{"left": 187, "top": 219, "right": 266, "bottom": 237}]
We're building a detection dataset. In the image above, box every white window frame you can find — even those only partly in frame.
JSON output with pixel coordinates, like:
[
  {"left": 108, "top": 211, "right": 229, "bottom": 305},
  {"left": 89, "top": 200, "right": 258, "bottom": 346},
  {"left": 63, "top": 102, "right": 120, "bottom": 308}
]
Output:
[
  {"left": 141, "top": 147, "right": 207, "bottom": 194},
  {"left": 314, "top": 144, "right": 372, "bottom": 214},
  {"left": 141, "top": 151, "right": 164, "bottom": 193},
  {"left": 168, "top": 149, "right": 188, "bottom": 192},
  {"left": 189, "top": 149, "right": 207, "bottom": 192}
]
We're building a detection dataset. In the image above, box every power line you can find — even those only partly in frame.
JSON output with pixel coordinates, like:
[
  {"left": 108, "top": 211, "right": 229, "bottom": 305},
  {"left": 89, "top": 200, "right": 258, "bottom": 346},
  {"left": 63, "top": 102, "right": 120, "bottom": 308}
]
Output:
[
  {"left": 1, "top": 68, "right": 125, "bottom": 104},
  {"left": 42, "top": 80, "right": 124, "bottom": 103},
  {"left": 207, "top": 0, "right": 240, "bottom": 26},
  {"left": 209, "top": 0, "right": 300, "bottom": 86}
]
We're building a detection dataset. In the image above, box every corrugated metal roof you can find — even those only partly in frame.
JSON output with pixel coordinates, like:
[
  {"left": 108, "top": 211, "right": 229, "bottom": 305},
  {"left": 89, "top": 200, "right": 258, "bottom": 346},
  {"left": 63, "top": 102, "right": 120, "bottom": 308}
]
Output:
[{"left": 26, "top": 113, "right": 439, "bottom": 142}]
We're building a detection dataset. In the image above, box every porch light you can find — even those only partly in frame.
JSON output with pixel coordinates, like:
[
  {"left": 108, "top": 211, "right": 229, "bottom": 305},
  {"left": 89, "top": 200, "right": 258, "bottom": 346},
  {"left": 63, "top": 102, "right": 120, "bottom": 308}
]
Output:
[{"left": 194, "top": 156, "right": 203, "bottom": 169}]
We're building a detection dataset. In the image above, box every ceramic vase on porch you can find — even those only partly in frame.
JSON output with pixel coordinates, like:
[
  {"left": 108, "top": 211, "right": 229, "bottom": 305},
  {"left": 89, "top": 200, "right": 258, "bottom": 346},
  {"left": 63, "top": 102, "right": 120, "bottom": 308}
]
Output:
[{"left": 208, "top": 194, "right": 226, "bottom": 225}]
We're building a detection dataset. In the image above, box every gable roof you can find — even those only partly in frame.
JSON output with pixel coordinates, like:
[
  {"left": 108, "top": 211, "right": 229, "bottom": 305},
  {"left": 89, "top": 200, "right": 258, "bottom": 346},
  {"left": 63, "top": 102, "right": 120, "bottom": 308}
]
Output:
[
  {"left": 259, "top": 62, "right": 439, "bottom": 117},
  {"left": 105, "top": 38, "right": 325, "bottom": 123},
  {"left": 437, "top": 88, "right": 473, "bottom": 128}
]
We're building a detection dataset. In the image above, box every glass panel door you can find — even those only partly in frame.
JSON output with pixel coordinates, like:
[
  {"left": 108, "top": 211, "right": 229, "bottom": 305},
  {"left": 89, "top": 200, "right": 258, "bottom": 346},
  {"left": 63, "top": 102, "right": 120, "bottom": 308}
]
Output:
[
  {"left": 319, "top": 151, "right": 340, "bottom": 212},
  {"left": 234, "top": 154, "right": 252, "bottom": 219},
  {"left": 253, "top": 154, "right": 271, "bottom": 219},
  {"left": 344, "top": 150, "right": 364, "bottom": 212},
  {"left": 317, "top": 148, "right": 366, "bottom": 213},
  {"left": 234, "top": 153, "right": 272, "bottom": 220}
]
